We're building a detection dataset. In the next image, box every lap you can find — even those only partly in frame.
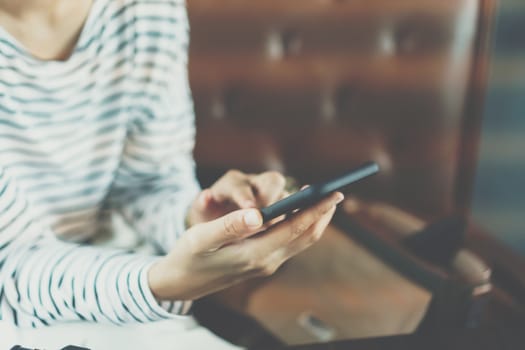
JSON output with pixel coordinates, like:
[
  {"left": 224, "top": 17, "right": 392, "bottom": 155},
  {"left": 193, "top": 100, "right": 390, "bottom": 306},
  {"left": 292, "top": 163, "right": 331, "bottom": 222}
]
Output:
[{"left": 0, "top": 317, "right": 242, "bottom": 350}]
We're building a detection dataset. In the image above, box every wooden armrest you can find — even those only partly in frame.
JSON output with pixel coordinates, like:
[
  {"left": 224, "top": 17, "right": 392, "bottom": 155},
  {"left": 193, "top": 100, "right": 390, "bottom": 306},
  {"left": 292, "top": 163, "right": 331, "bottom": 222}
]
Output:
[
  {"left": 343, "top": 199, "right": 426, "bottom": 238},
  {"left": 343, "top": 198, "right": 491, "bottom": 287},
  {"left": 338, "top": 198, "right": 493, "bottom": 329}
]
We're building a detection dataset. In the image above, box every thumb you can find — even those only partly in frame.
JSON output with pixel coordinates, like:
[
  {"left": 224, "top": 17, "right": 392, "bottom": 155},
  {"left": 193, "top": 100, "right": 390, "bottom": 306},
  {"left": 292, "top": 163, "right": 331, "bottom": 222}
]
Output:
[{"left": 190, "top": 208, "right": 263, "bottom": 252}]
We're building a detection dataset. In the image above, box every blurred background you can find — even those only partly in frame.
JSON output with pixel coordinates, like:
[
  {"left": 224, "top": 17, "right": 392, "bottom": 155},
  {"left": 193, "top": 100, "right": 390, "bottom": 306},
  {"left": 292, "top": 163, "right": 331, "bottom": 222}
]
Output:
[
  {"left": 471, "top": 0, "right": 525, "bottom": 256},
  {"left": 187, "top": 0, "right": 524, "bottom": 254},
  {"left": 185, "top": 0, "right": 525, "bottom": 346}
]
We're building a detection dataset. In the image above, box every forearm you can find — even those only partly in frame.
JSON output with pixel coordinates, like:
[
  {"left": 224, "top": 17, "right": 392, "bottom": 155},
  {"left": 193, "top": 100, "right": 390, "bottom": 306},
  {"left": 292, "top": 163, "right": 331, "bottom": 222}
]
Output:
[
  {"left": 1, "top": 235, "right": 193, "bottom": 327},
  {"left": 0, "top": 171, "right": 190, "bottom": 327}
]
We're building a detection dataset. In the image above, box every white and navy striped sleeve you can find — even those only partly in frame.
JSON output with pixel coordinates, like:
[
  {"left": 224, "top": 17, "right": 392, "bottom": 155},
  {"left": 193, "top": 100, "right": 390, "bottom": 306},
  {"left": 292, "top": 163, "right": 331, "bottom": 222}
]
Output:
[
  {"left": 106, "top": 0, "right": 201, "bottom": 253},
  {"left": 0, "top": 167, "right": 187, "bottom": 328},
  {"left": 0, "top": 0, "right": 197, "bottom": 327}
]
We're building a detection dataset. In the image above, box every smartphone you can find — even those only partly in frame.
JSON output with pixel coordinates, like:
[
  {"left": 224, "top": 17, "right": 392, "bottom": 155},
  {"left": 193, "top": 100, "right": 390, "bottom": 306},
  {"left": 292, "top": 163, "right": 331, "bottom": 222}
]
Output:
[{"left": 260, "top": 161, "right": 379, "bottom": 222}]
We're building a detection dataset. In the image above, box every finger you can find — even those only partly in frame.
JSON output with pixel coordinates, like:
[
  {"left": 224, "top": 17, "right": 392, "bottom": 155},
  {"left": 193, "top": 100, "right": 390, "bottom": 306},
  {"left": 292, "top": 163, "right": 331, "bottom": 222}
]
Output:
[
  {"left": 188, "top": 208, "right": 264, "bottom": 252},
  {"left": 261, "top": 205, "right": 336, "bottom": 273},
  {"left": 196, "top": 188, "right": 214, "bottom": 209},
  {"left": 250, "top": 171, "right": 287, "bottom": 206},
  {"left": 231, "top": 186, "right": 257, "bottom": 209},
  {"left": 210, "top": 170, "right": 253, "bottom": 206},
  {"left": 246, "top": 192, "right": 344, "bottom": 256},
  {"left": 210, "top": 170, "right": 257, "bottom": 208},
  {"left": 282, "top": 204, "right": 336, "bottom": 259},
  {"left": 263, "top": 190, "right": 291, "bottom": 227}
]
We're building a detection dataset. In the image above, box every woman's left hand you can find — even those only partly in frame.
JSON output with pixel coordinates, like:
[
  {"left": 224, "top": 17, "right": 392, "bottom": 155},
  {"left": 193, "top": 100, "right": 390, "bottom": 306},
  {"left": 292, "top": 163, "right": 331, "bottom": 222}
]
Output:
[{"left": 187, "top": 170, "right": 288, "bottom": 227}]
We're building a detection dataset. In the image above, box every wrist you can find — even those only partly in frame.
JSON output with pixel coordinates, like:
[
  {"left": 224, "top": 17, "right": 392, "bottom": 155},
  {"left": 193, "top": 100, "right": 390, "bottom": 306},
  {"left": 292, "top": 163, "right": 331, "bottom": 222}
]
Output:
[{"left": 148, "top": 259, "right": 186, "bottom": 301}]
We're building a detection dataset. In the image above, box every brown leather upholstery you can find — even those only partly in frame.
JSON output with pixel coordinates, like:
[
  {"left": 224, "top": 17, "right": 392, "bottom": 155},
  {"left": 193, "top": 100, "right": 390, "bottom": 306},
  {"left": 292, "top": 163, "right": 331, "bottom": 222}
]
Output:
[
  {"left": 188, "top": 0, "right": 491, "bottom": 218},
  {"left": 187, "top": 2, "right": 496, "bottom": 344}
]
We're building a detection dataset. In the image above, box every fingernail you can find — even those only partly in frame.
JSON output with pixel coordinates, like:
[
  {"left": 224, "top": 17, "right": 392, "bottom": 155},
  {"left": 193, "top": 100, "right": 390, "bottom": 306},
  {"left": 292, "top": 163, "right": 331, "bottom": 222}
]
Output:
[
  {"left": 334, "top": 193, "right": 344, "bottom": 204},
  {"left": 243, "top": 209, "right": 262, "bottom": 227}
]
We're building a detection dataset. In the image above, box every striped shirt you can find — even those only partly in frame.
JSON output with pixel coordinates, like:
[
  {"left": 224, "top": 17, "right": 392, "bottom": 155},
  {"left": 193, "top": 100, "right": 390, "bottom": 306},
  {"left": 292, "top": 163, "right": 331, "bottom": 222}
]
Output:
[{"left": 0, "top": 0, "right": 200, "bottom": 327}]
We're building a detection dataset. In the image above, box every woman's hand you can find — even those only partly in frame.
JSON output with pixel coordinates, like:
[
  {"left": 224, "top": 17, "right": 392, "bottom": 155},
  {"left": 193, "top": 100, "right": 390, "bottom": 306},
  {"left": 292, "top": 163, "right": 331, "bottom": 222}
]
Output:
[
  {"left": 187, "top": 170, "right": 288, "bottom": 227},
  {"left": 148, "top": 191, "right": 344, "bottom": 301}
]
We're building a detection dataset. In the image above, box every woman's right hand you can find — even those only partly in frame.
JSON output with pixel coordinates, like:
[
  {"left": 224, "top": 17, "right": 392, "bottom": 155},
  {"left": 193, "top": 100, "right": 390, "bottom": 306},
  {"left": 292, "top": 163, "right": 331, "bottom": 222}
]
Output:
[{"left": 148, "top": 192, "right": 344, "bottom": 301}]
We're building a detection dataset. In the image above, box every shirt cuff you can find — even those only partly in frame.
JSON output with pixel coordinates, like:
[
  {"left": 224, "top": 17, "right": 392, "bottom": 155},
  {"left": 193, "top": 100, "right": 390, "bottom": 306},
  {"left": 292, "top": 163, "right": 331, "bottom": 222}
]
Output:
[{"left": 121, "top": 256, "right": 193, "bottom": 321}]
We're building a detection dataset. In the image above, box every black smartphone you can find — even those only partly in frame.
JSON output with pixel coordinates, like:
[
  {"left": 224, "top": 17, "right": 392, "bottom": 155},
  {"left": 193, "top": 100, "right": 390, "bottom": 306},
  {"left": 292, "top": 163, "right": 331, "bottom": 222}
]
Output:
[{"left": 260, "top": 161, "right": 379, "bottom": 222}]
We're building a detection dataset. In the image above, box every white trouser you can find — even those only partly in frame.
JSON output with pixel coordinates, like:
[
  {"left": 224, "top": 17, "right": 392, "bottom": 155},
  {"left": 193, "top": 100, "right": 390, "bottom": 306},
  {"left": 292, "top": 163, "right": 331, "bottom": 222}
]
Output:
[{"left": 0, "top": 318, "right": 242, "bottom": 350}]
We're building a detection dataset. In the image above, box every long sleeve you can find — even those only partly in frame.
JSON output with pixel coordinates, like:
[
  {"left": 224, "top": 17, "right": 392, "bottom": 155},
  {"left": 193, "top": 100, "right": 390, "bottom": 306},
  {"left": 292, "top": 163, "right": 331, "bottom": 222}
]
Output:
[
  {"left": 0, "top": 0, "right": 198, "bottom": 327},
  {"left": 0, "top": 168, "right": 187, "bottom": 328},
  {"left": 106, "top": 0, "right": 200, "bottom": 253}
]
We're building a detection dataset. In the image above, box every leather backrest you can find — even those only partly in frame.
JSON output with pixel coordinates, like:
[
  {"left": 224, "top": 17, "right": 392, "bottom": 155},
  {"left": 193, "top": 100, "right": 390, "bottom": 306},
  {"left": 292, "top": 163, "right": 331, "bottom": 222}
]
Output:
[{"left": 188, "top": 0, "right": 487, "bottom": 217}]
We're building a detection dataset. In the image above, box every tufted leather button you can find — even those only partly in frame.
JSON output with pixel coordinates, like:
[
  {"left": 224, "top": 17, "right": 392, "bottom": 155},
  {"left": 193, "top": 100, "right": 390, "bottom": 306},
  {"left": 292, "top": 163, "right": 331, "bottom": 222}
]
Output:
[
  {"left": 378, "top": 29, "right": 397, "bottom": 56},
  {"left": 394, "top": 15, "right": 448, "bottom": 55},
  {"left": 210, "top": 95, "right": 226, "bottom": 120},
  {"left": 265, "top": 28, "right": 302, "bottom": 60},
  {"left": 266, "top": 29, "right": 284, "bottom": 60},
  {"left": 320, "top": 89, "right": 337, "bottom": 124},
  {"left": 371, "top": 146, "right": 394, "bottom": 175}
]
